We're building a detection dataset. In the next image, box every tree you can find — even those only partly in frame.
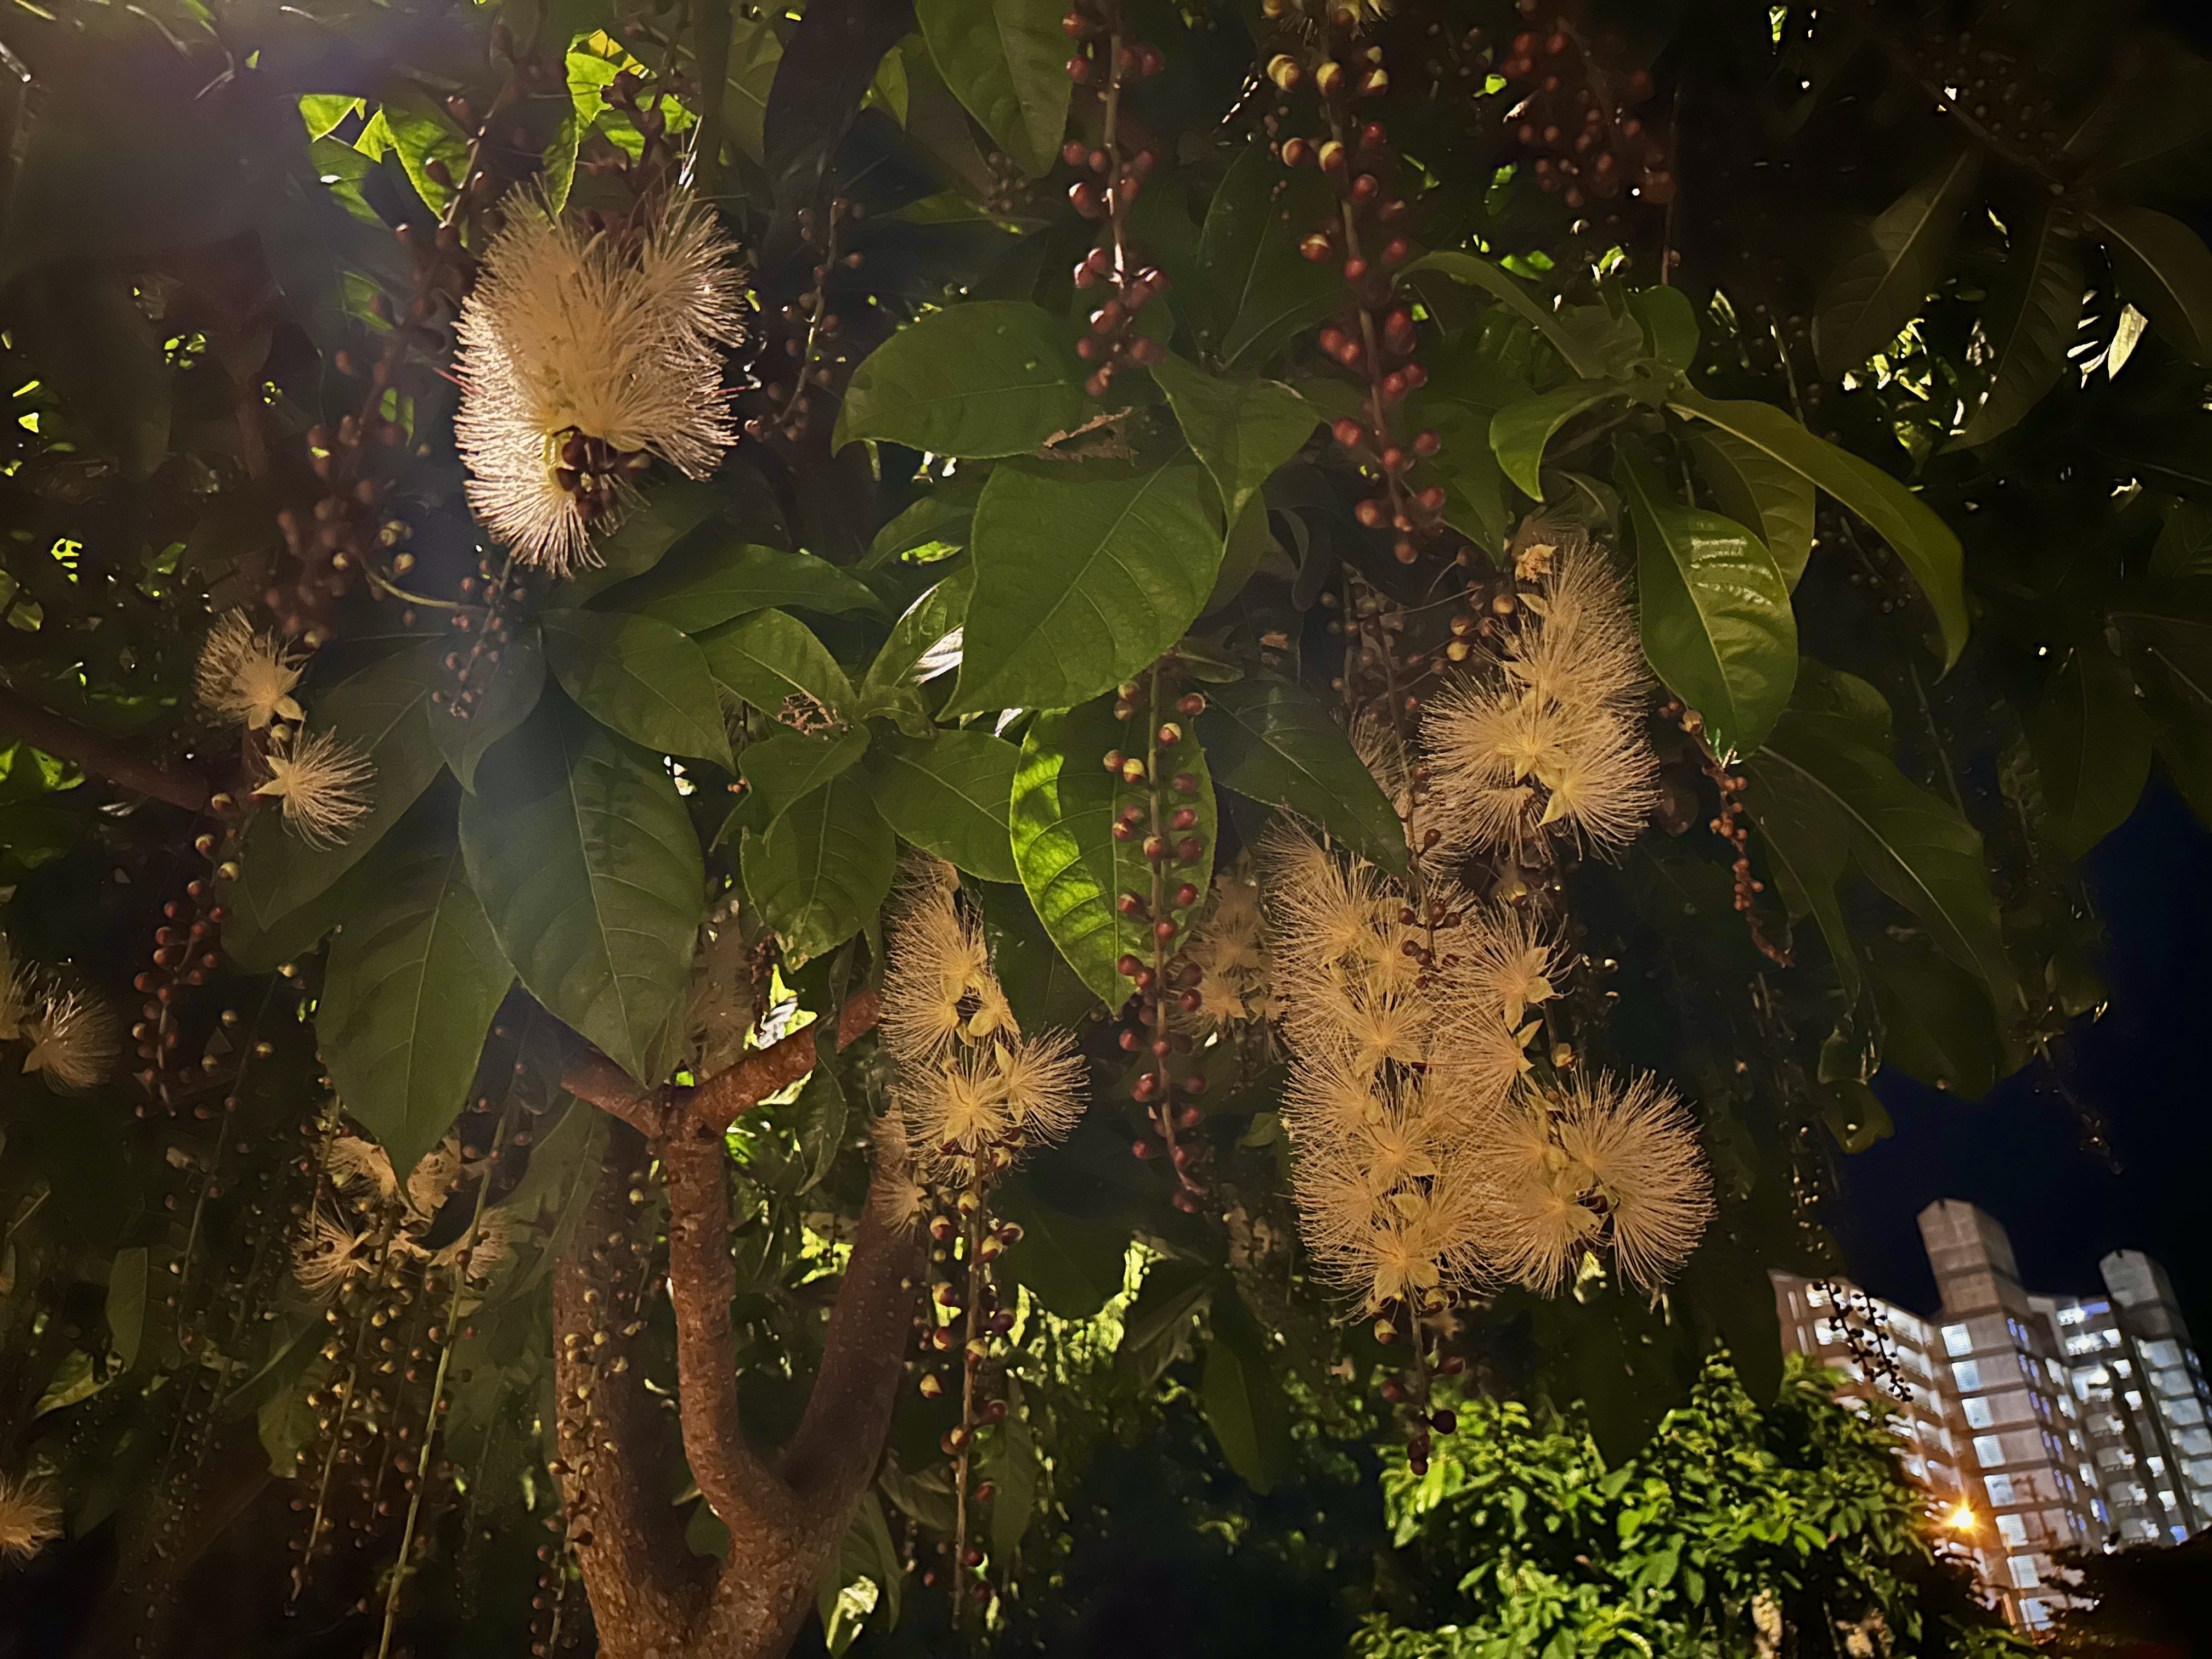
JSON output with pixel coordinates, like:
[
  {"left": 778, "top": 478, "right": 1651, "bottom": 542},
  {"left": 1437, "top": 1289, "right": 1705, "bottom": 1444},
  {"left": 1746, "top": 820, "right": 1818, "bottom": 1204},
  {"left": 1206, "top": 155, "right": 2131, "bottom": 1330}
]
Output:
[{"left": 0, "top": 0, "right": 2202, "bottom": 1653}]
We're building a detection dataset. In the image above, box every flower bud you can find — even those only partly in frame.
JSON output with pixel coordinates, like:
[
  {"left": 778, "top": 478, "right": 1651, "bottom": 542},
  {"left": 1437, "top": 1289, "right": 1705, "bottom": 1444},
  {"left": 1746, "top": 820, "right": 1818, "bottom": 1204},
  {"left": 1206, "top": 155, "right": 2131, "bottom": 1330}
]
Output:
[
  {"left": 1281, "top": 136, "right": 1311, "bottom": 167},
  {"left": 1317, "top": 138, "right": 1346, "bottom": 172},
  {"left": 1266, "top": 53, "right": 1301, "bottom": 89}
]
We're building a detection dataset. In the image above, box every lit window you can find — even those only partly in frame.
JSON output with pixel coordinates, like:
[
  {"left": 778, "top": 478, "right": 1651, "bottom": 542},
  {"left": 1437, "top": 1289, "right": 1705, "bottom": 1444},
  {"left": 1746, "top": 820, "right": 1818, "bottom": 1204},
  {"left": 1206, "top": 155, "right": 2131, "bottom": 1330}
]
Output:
[
  {"left": 1985, "top": 1474, "right": 2016, "bottom": 1504},
  {"left": 2008, "top": 1555, "right": 2041, "bottom": 1589},
  {"left": 1965, "top": 1397, "right": 1995, "bottom": 1430},
  {"left": 1974, "top": 1435, "right": 2006, "bottom": 1468},
  {"left": 1954, "top": 1360, "right": 1984, "bottom": 1392},
  {"left": 1996, "top": 1513, "right": 2028, "bottom": 1547},
  {"left": 1943, "top": 1324, "right": 1971, "bottom": 1357}
]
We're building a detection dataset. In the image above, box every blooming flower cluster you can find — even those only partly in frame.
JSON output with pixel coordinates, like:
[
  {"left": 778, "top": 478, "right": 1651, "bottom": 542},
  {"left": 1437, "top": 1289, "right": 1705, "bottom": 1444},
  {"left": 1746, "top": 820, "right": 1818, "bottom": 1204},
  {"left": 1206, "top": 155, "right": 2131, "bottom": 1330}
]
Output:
[
  {"left": 196, "top": 612, "right": 374, "bottom": 849},
  {"left": 453, "top": 193, "right": 747, "bottom": 575},
  {"left": 291, "top": 1132, "right": 510, "bottom": 1300},
  {"left": 0, "top": 933, "right": 117, "bottom": 1093},
  {"left": 878, "top": 861, "right": 1085, "bottom": 1198},
  {"left": 0, "top": 1469, "right": 60, "bottom": 1563},
  {"left": 1421, "top": 535, "right": 1660, "bottom": 861}
]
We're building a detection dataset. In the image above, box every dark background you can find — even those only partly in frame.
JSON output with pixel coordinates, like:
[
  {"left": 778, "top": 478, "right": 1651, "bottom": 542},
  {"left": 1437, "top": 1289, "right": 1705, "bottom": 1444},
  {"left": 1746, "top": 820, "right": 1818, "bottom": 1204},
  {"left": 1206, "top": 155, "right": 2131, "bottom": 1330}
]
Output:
[{"left": 1844, "top": 778, "right": 2212, "bottom": 1340}]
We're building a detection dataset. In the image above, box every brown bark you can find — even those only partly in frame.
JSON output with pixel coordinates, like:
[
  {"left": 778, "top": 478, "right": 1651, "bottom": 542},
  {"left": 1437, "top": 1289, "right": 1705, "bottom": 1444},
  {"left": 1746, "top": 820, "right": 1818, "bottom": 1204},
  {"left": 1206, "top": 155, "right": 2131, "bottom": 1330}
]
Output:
[
  {"left": 0, "top": 684, "right": 210, "bottom": 811},
  {"left": 555, "top": 990, "right": 919, "bottom": 1659}
]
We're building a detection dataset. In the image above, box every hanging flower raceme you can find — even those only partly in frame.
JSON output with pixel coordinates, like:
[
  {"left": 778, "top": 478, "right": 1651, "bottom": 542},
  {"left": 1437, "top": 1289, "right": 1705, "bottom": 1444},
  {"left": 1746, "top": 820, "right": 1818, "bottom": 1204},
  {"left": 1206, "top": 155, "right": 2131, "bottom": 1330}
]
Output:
[
  {"left": 1422, "top": 534, "right": 1660, "bottom": 860},
  {"left": 292, "top": 1132, "right": 510, "bottom": 1300},
  {"left": 880, "top": 862, "right": 1084, "bottom": 1189},
  {"left": 453, "top": 190, "right": 748, "bottom": 575}
]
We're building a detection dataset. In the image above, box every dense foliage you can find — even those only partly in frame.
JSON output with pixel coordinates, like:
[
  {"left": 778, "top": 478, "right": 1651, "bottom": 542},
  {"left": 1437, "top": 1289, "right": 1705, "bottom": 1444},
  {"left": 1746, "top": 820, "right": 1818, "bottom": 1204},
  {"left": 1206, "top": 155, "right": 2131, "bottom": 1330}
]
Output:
[{"left": 0, "top": 0, "right": 2207, "bottom": 1651}]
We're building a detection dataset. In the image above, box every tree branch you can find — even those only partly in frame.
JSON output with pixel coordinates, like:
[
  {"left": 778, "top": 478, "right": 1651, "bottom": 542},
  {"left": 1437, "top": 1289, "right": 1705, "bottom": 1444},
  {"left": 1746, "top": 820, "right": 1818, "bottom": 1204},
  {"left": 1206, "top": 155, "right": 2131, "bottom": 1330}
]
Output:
[{"left": 0, "top": 684, "right": 209, "bottom": 811}]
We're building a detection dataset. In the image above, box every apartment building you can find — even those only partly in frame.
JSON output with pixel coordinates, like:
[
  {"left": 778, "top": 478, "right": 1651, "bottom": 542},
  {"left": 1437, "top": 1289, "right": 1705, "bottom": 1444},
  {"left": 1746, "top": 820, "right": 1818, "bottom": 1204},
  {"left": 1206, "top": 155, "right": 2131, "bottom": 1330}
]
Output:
[{"left": 1773, "top": 1199, "right": 2210, "bottom": 1632}]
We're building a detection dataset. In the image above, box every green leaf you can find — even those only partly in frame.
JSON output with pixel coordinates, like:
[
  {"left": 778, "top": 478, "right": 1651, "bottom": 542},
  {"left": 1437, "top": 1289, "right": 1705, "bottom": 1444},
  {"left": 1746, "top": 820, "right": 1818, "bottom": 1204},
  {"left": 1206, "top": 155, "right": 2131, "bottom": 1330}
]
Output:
[
  {"left": 720, "top": 10, "right": 785, "bottom": 160},
  {"left": 1011, "top": 699, "right": 1215, "bottom": 1005},
  {"left": 1741, "top": 749, "right": 1860, "bottom": 1002},
  {"left": 1402, "top": 251, "right": 1613, "bottom": 380},
  {"left": 741, "top": 772, "right": 898, "bottom": 963},
  {"left": 105, "top": 1248, "right": 147, "bottom": 1374},
  {"left": 1871, "top": 951, "right": 2005, "bottom": 1097},
  {"left": 1201, "top": 1289, "right": 1293, "bottom": 1494},
  {"left": 995, "top": 1176, "right": 1127, "bottom": 1317},
  {"left": 2151, "top": 500, "right": 2212, "bottom": 580},
  {"left": 2030, "top": 644, "right": 2153, "bottom": 857},
  {"left": 422, "top": 624, "right": 546, "bottom": 792},
  {"left": 1812, "top": 148, "right": 1982, "bottom": 379},
  {"left": 1752, "top": 707, "right": 2017, "bottom": 1018},
  {"left": 1149, "top": 353, "right": 1316, "bottom": 523},
  {"left": 1204, "top": 143, "right": 1342, "bottom": 369},
  {"left": 1629, "top": 285, "right": 1700, "bottom": 372},
  {"left": 863, "top": 728, "right": 1022, "bottom": 882},
  {"left": 915, "top": 0, "right": 1073, "bottom": 178},
  {"left": 2091, "top": 205, "right": 2212, "bottom": 368},
  {"left": 862, "top": 568, "right": 972, "bottom": 701},
  {"left": 738, "top": 729, "right": 872, "bottom": 822},
  {"left": 1200, "top": 678, "right": 1407, "bottom": 873},
  {"left": 461, "top": 699, "right": 704, "bottom": 1084},
  {"left": 1491, "top": 381, "right": 1626, "bottom": 501},
  {"left": 543, "top": 609, "right": 734, "bottom": 769},
  {"left": 1620, "top": 451, "right": 1797, "bottom": 757},
  {"left": 984, "top": 1379, "right": 1040, "bottom": 1560},
  {"left": 557, "top": 480, "right": 725, "bottom": 606},
  {"left": 952, "top": 458, "right": 1221, "bottom": 714},
  {"left": 320, "top": 834, "right": 514, "bottom": 1176},
  {"left": 835, "top": 302, "right": 1090, "bottom": 458},
  {"left": 968, "top": 878, "right": 1099, "bottom": 1030},
  {"left": 1955, "top": 204, "right": 2086, "bottom": 448},
  {"left": 11, "top": 267, "right": 171, "bottom": 481},
  {"left": 700, "top": 609, "right": 857, "bottom": 723},
  {"left": 1688, "top": 430, "right": 1816, "bottom": 589},
  {"left": 593, "top": 533, "right": 881, "bottom": 631},
  {"left": 1667, "top": 387, "right": 1968, "bottom": 666},
  {"left": 1209, "top": 494, "right": 1279, "bottom": 611},
  {"left": 1413, "top": 399, "right": 1516, "bottom": 557},
  {"left": 1118, "top": 1260, "right": 1216, "bottom": 1390},
  {"left": 231, "top": 652, "right": 441, "bottom": 937},
  {"left": 377, "top": 97, "right": 472, "bottom": 218}
]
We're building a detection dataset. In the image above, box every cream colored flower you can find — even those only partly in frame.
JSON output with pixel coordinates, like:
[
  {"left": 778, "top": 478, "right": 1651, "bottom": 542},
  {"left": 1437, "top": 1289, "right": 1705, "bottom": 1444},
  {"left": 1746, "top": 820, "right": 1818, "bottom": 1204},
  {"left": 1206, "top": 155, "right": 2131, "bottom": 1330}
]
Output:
[
  {"left": 454, "top": 193, "right": 747, "bottom": 573},
  {"left": 909, "top": 1050, "right": 1009, "bottom": 1167},
  {"left": 0, "top": 934, "right": 35, "bottom": 1045},
  {"left": 0, "top": 1471, "right": 61, "bottom": 1562},
  {"left": 881, "top": 865, "right": 1008, "bottom": 1062},
  {"left": 252, "top": 727, "right": 374, "bottom": 849},
  {"left": 195, "top": 610, "right": 305, "bottom": 731},
  {"left": 20, "top": 984, "right": 117, "bottom": 1092},
  {"left": 992, "top": 1030, "right": 1085, "bottom": 1146},
  {"left": 325, "top": 1133, "right": 402, "bottom": 1203},
  {"left": 293, "top": 1206, "right": 374, "bottom": 1299},
  {"left": 867, "top": 1109, "right": 931, "bottom": 1233}
]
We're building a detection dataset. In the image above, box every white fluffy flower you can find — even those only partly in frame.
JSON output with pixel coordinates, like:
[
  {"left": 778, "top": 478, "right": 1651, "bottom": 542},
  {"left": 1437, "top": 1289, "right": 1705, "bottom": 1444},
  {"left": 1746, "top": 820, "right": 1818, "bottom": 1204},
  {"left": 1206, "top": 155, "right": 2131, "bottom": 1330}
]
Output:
[
  {"left": 0, "top": 1471, "right": 61, "bottom": 1562},
  {"left": 252, "top": 727, "right": 374, "bottom": 849},
  {"left": 195, "top": 611, "right": 304, "bottom": 731},
  {"left": 454, "top": 193, "right": 748, "bottom": 573},
  {"left": 20, "top": 984, "right": 117, "bottom": 1092}
]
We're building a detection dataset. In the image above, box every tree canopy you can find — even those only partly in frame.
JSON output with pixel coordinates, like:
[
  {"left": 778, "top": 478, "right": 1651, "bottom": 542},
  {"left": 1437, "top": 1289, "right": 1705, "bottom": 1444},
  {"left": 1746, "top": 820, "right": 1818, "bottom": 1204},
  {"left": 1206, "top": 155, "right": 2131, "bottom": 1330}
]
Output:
[{"left": 0, "top": 0, "right": 2205, "bottom": 1652}]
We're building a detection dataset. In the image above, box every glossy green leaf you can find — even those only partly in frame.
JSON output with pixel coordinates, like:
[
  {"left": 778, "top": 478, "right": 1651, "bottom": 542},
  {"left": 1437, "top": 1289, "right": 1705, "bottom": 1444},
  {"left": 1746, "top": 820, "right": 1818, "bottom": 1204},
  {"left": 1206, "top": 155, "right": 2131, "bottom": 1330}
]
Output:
[
  {"left": 1871, "top": 951, "right": 2005, "bottom": 1098},
  {"left": 864, "top": 728, "right": 1022, "bottom": 882},
  {"left": 1200, "top": 1289, "right": 1293, "bottom": 1495},
  {"left": 1688, "top": 430, "right": 1816, "bottom": 589},
  {"left": 1414, "top": 398, "right": 1515, "bottom": 557},
  {"left": 1403, "top": 251, "right": 1613, "bottom": 380},
  {"left": 1149, "top": 353, "right": 1316, "bottom": 522},
  {"left": 557, "top": 480, "right": 725, "bottom": 605},
  {"left": 105, "top": 1248, "right": 147, "bottom": 1373},
  {"left": 2031, "top": 644, "right": 2154, "bottom": 857},
  {"left": 1011, "top": 699, "right": 1214, "bottom": 1006},
  {"left": 1955, "top": 205, "right": 2086, "bottom": 448},
  {"left": 968, "top": 878, "right": 1097, "bottom": 1031},
  {"left": 1491, "top": 381, "right": 1626, "bottom": 500},
  {"left": 543, "top": 608, "right": 733, "bottom": 769},
  {"left": 915, "top": 0, "right": 1072, "bottom": 178},
  {"left": 741, "top": 771, "right": 897, "bottom": 963},
  {"left": 1752, "top": 708, "right": 2017, "bottom": 1018},
  {"left": 834, "top": 301, "right": 1089, "bottom": 458},
  {"left": 952, "top": 457, "right": 1220, "bottom": 715},
  {"left": 1204, "top": 143, "right": 1342, "bottom": 369},
  {"left": 862, "top": 568, "right": 972, "bottom": 702},
  {"left": 700, "top": 608, "right": 857, "bottom": 723},
  {"left": 1630, "top": 284, "right": 1700, "bottom": 371},
  {"left": 985, "top": 1379, "right": 1039, "bottom": 1560},
  {"left": 2092, "top": 205, "right": 2212, "bottom": 368},
  {"left": 1740, "top": 746, "right": 1860, "bottom": 1002},
  {"left": 320, "top": 834, "right": 514, "bottom": 1176},
  {"left": 1200, "top": 677, "right": 1407, "bottom": 873},
  {"left": 1620, "top": 452, "right": 1797, "bottom": 757},
  {"left": 995, "top": 1176, "right": 1127, "bottom": 1318},
  {"left": 423, "top": 625, "right": 546, "bottom": 792},
  {"left": 738, "top": 728, "right": 872, "bottom": 822},
  {"left": 1667, "top": 387, "right": 1967, "bottom": 665},
  {"left": 231, "top": 651, "right": 441, "bottom": 938},
  {"left": 1812, "top": 148, "right": 1981, "bottom": 379},
  {"left": 461, "top": 700, "right": 704, "bottom": 1085},
  {"left": 593, "top": 533, "right": 881, "bottom": 631}
]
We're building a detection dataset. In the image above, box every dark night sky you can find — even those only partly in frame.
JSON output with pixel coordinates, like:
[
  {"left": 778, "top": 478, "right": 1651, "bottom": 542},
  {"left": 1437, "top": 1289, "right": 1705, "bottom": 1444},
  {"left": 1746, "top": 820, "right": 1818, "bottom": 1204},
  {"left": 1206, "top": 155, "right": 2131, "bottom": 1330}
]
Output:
[{"left": 1837, "top": 779, "right": 2212, "bottom": 1339}]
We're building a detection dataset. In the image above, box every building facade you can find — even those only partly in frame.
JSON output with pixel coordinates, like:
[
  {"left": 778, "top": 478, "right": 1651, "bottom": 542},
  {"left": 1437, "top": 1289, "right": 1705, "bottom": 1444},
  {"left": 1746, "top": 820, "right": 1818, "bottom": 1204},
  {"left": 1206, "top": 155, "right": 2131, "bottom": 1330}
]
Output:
[{"left": 1772, "top": 1200, "right": 2212, "bottom": 1633}]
